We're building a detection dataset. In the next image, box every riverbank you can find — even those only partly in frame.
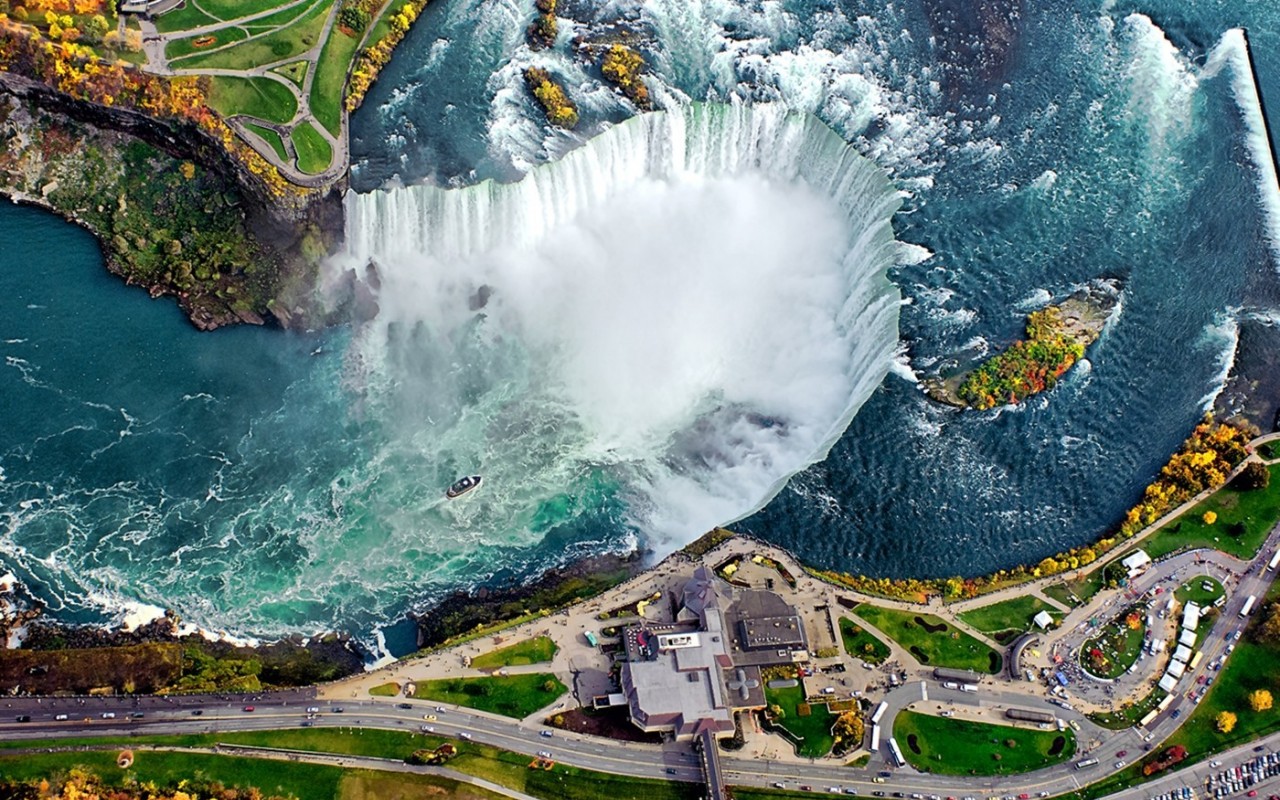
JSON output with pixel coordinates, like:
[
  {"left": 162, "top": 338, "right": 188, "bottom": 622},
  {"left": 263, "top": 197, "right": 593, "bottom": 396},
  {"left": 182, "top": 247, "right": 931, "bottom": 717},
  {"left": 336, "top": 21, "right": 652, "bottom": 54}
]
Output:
[{"left": 0, "top": 77, "right": 344, "bottom": 330}]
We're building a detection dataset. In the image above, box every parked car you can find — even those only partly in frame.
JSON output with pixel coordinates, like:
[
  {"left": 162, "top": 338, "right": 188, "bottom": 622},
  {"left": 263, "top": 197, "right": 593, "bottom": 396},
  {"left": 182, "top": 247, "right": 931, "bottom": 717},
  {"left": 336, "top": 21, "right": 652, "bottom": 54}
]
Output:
[
  {"left": 101, "top": 712, "right": 116, "bottom": 719},
  {"left": 397, "top": 703, "right": 413, "bottom": 710}
]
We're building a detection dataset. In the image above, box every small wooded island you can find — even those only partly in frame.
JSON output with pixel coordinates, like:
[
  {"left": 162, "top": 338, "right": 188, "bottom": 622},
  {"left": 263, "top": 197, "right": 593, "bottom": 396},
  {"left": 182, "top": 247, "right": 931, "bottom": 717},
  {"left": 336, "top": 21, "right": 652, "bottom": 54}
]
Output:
[{"left": 925, "top": 282, "right": 1121, "bottom": 410}]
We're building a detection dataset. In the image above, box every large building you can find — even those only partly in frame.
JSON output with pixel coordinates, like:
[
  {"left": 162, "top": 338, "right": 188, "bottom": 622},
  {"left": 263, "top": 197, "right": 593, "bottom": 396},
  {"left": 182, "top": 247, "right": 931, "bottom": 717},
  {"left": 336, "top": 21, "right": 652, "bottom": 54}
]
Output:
[{"left": 619, "top": 565, "right": 808, "bottom": 741}]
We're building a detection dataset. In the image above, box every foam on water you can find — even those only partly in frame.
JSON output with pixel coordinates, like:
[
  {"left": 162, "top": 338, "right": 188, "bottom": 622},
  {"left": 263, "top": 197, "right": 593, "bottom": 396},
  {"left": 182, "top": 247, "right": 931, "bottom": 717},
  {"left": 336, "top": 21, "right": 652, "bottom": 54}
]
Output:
[
  {"left": 340, "top": 102, "right": 904, "bottom": 550},
  {"left": 1205, "top": 29, "right": 1280, "bottom": 266}
]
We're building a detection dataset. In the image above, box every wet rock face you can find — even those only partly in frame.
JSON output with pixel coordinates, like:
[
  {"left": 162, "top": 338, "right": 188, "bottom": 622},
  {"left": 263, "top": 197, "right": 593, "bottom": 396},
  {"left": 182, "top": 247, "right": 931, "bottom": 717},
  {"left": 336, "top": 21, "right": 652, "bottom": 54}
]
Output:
[{"left": 920, "top": 0, "right": 1024, "bottom": 97}]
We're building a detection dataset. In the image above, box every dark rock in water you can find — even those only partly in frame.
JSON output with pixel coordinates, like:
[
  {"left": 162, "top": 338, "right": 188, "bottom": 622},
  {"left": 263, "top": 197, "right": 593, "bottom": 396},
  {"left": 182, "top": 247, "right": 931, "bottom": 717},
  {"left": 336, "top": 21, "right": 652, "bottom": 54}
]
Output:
[
  {"left": 1214, "top": 319, "right": 1280, "bottom": 434},
  {"left": 469, "top": 284, "right": 494, "bottom": 311},
  {"left": 364, "top": 259, "right": 383, "bottom": 291},
  {"left": 921, "top": 0, "right": 1024, "bottom": 97}
]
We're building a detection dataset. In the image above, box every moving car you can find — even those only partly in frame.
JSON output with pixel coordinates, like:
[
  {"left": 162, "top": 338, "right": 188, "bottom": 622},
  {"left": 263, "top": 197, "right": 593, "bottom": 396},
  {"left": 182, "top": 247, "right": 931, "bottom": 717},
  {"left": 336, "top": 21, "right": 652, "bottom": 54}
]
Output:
[{"left": 243, "top": 706, "right": 255, "bottom": 712}]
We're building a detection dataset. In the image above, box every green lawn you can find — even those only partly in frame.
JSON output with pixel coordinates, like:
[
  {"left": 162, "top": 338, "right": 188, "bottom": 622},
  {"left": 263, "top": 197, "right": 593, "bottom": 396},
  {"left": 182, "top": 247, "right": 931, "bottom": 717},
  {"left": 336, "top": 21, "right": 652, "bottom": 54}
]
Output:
[
  {"left": 1175, "top": 575, "right": 1226, "bottom": 606},
  {"left": 154, "top": 2, "right": 221, "bottom": 33},
  {"left": 958, "top": 595, "right": 1061, "bottom": 634},
  {"left": 207, "top": 75, "right": 298, "bottom": 124},
  {"left": 368, "top": 681, "right": 399, "bottom": 696},
  {"left": 0, "top": 750, "right": 342, "bottom": 800},
  {"left": 0, "top": 729, "right": 695, "bottom": 800},
  {"left": 243, "top": 122, "right": 289, "bottom": 161},
  {"left": 471, "top": 636, "right": 559, "bottom": 670},
  {"left": 165, "top": 26, "right": 249, "bottom": 60},
  {"left": 765, "top": 683, "right": 834, "bottom": 758},
  {"left": 839, "top": 617, "right": 891, "bottom": 664},
  {"left": 1141, "top": 463, "right": 1280, "bottom": 560},
  {"left": 1260, "top": 441, "right": 1280, "bottom": 460},
  {"left": 198, "top": 0, "right": 301, "bottom": 21},
  {"left": 291, "top": 121, "right": 333, "bottom": 174},
  {"left": 1043, "top": 568, "right": 1107, "bottom": 608},
  {"left": 340, "top": 770, "right": 509, "bottom": 800},
  {"left": 1079, "top": 605, "right": 1147, "bottom": 679},
  {"left": 309, "top": 24, "right": 360, "bottom": 135},
  {"left": 412, "top": 673, "right": 566, "bottom": 718},
  {"left": 273, "top": 59, "right": 310, "bottom": 86},
  {"left": 853, "top": 605, "right": 1002, "bottom": 673},
  {"left": 893, "top": 710, "right": 1075, "bottom": 776},
  {"left": 170, "top": 0, "right": 334, "bottom": 71}
]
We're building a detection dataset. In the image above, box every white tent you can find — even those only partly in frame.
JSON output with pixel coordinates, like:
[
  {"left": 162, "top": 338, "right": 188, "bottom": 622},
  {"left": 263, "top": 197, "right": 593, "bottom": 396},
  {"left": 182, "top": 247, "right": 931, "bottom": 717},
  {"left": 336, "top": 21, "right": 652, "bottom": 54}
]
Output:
[
  {"left": 1159, "top": 673, "right": 1179, "bottom": 692},
  {"left": 1167, "top": 660, "right": 1186, "bottom": 679},
  {"left": 1183, "top": 602, "right": 1201, "bottom": 631},
  {"left": 1179, "top": 629, "right": 1197, "bottom": 647},
  {"left": 1172, "top": 645, "right": 1193, "bottom": 664},
  {"left": 1034, "top": 610, "right": 1055, "bottom": 630},
  {"left": 1122, "top": 550, "right": 1153, "bottom": 576}
]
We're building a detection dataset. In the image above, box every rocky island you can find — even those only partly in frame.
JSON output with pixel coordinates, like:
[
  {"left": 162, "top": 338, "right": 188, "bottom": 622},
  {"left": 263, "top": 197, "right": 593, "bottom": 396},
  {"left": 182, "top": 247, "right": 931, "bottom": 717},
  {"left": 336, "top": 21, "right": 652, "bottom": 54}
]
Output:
[{"left": 924, "top": 280, "right": 1121, "bottom": 410}]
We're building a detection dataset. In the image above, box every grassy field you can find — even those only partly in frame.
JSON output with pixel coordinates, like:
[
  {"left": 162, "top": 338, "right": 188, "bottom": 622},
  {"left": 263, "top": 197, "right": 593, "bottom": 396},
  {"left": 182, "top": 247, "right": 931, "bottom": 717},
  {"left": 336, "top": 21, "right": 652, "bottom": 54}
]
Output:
[
  {"left": 471, "top": 636, "right": 559, "bottom": 670},
  {"left": 853, "top": 605, "right": 1002, "bottom": 673},
  {"left": 1079, "top": 605, "right": 1147, "bottom": 680},
  {"left": 958, "top": 595, "right": 1061, "bottom": 634},
  {"left": 339, "top": 770, "right": 509, "bottom": 800},
  {"left": 412, "top": 673, "right": 566, "bottom": 718},
  {"left": 155, "top": 2, "right": 221, "bottom": 33},
  {"left": 0, "top": 750, "right": 343, "bottom": 800},
  {"left": 310, "top": 24, "right": 360, "bottom": 135},
  {"left": 893, "top": 710, "right": 1075, "bottom": 776},
  {"left": 765, "top": 683, "right": 834, "bottom": 758},
  {"left": 292, "top": 121, "right": 333, "bottom": 174},
  {"left": 274, "top": 59, "right": 310, "bottom": 86},
  {"left": 171, "top": 0, "right": 334, "bottom": 71},
  {"left": 839, "top": 617, "right": 891, "bottom": 664},
  {"left": 244, "top": 122, "right": 289, "bottom": 160},
  {"left": 1043, "top": 568, "right": 1107, "bottom": 608},
  {"left": 0, "top": 729, "right": 696, "bottom": 800},
  {"left": 1260, "top": 441, "right": 1280, "bottom": 460},
  {"left": 369, "top": 681, "right": 400, "bottom": 696},
  {"left": 1140, "top": 463, "right": 1280, "bottom": 560},
  {"left": 207, "top": 75, "right": 298, "bottom": 124},
  {"left": 1175, "top": 575, "right": 1226, "bottom": 606},
  {"left": 199, "top": 0, "right": 301, "bottom": 21}
]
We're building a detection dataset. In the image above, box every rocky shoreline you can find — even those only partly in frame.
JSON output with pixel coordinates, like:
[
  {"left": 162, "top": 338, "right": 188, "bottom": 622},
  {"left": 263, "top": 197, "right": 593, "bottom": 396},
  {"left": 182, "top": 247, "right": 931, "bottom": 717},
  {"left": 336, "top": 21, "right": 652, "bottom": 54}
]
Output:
[{"left": 0, "top": 73, "right": 345, "bottom": 332}]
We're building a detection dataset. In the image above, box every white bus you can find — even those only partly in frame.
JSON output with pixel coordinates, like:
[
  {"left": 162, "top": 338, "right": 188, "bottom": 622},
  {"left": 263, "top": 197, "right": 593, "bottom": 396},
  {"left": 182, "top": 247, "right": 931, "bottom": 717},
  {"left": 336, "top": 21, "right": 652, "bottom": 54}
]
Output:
[
  {"left": 1240, "top": 595, "right": 1258, "bottom": 619},
  {"left": 1075, "top": 758, "right": 1099, "bottom": 770},
  {"left": 871, "top": 702, "right": 889, "bottom": 725},
  {"left": 888, "top": 738, "right": 906, "bottom": 768},
  {"left": 870, "top": 723, "right": 882, "bottom": 753},
  {"left": 1268, "top": 550, "right": 1280, "bottom": 571}
]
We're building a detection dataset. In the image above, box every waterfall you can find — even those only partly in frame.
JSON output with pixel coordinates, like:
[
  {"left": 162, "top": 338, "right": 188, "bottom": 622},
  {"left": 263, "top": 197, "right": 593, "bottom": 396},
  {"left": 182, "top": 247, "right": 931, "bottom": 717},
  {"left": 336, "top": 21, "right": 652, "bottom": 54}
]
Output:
[{"left": 337, "top": 102, "right": 906, "bottom": 550}]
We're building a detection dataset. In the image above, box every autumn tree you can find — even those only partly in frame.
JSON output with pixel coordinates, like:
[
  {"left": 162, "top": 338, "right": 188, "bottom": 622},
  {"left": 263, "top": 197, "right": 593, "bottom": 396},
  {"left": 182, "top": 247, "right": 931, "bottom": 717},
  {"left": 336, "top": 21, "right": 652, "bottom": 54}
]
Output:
[
  {"left": 1235, "top": 461, "right": 1271, "bottom": 490},
  {"left": 1249, "top": 689, "right": 1273, "bottom": 713},
  {"left": 1216, "top": 710, "right": 1237, "bottom": 733},
  {"left": 831, "top": 710, "right": 865, "bottom": 754},
  {"left": 1256, "top": 602, "right": 1280, "bottom": 644}
]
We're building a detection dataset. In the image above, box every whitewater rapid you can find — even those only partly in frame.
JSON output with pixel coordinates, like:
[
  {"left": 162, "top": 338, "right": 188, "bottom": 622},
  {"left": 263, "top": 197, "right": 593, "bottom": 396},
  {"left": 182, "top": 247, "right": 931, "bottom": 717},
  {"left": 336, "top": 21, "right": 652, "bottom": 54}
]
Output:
[{"left": 338, "top": 102, "right": 905, "bottom": 550}]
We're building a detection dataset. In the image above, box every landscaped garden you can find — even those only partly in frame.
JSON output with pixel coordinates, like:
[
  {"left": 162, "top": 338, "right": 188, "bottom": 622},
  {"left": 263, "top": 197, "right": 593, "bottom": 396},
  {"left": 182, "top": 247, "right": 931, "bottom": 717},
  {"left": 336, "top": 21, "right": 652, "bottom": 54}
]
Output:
[
  {"left": 893, "top": 710, "right": 1075, "bottom": 775},
  {"left": 839, "top": 617, "right": 891, "bottom": 664},
  {"left": 1079, "top": 603, "right": 1148, "bottom": 680},
  {"left": 853, "top": 605, "right": 1002, "bottom": 673},
  {"left": 764, "top": 683, "right": 835, "bottom": 758},
  {"left": 412, "top": 673, "right": 567, "bottom": 718},
  {"left": 958, "top": 595, "right": 1061, "bottom": 636},
  {"left": 470, "top": 635, "right": 559, "bottom": 669}
]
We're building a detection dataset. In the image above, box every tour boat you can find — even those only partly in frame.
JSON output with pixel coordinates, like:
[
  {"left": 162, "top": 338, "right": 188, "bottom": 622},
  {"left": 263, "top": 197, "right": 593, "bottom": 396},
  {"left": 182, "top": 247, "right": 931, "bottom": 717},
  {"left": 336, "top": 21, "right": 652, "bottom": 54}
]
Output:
[{"left": 446, "top": 475, "right": 483, "bottom": 499}]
